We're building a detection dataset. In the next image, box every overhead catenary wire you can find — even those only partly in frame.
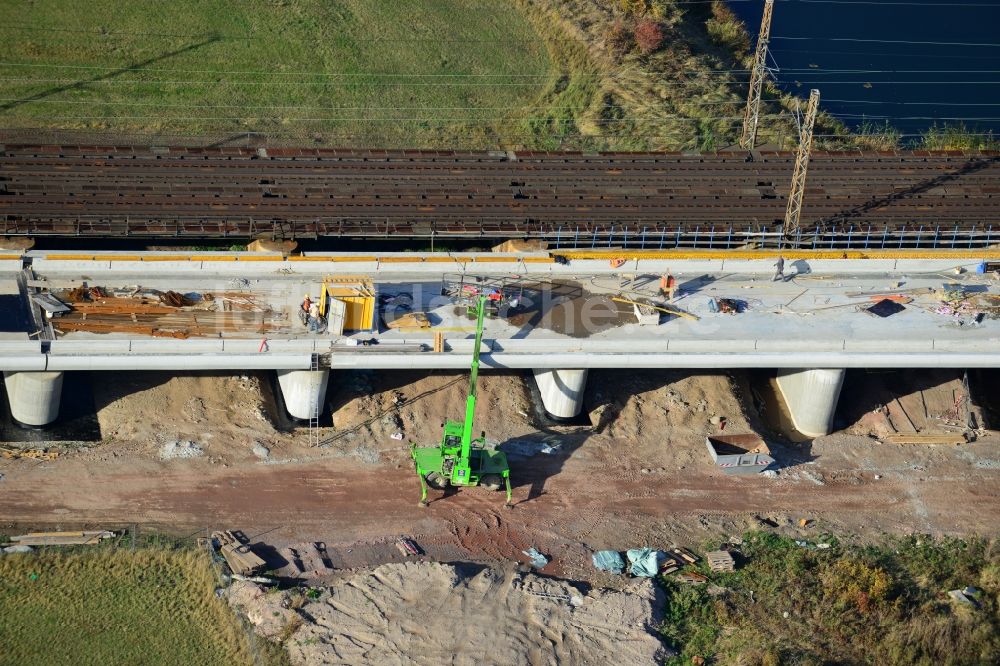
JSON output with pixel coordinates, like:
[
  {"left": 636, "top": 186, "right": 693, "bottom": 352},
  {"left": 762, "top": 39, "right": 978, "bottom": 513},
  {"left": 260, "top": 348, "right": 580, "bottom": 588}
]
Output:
[
  {"left": 0, "top": 61, "right": 756, "bottom": 76},
  {"left": 773, "top": 79, "right": 1000, "bottom": 84},
  {"left": 776, "top": 69, "right": 1000, "bottom": 74},
  {"left": 0, "top": 97, "right": 749, "bottom": 111},
  {"left": 647, "top": 0, "right": 1000, "bottom": 4},
  {"left": 785, "top": 0, "right": 1000, "bottom": 5},
  {"left": 828, "top": 114, "right": 1000, "bottom": 121},
  {"left": 823, "top": 99, "right": 1000, "bottom": 106},
  {"left": 0, "top": 76, "right": 755, "bottom": 87},
  {"left": 771, "top": 37, "right": 1000, "bottom": 48},
  {"left": 763, "top": 47, "right": 1000, "bottom": 60},
  {"left": 19, "top": 115, "right": 791, "bottom": 123},
  {"left": 4, "top": 129, "right": 990, "bottom": 141}
]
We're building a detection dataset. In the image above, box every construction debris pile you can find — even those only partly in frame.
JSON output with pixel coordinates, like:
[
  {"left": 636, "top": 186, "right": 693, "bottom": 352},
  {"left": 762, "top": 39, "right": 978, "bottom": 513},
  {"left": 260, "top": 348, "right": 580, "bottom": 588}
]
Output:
[
  {"left": 932, "top": 287, "right": 1000, "bottom": 324},
  {"left": 593, "top": 546, "right": 702, "bottom": 578},
  {"left": 43, "top": 284, "right": 280, "bottom": 338},
  {"left": 228, "top": 562, "right": 669, "bottom": 665},
  {"left": 858, "top": 370, "right": 987, "bottom": 443}
]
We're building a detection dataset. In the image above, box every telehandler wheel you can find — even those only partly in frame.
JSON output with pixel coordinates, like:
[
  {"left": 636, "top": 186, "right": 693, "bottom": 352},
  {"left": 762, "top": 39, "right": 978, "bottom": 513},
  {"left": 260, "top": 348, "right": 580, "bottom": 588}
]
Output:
[
  {"left": 481, "top": 474, "right": 503, "bottom": 491},
  {"left": 426, "top": 472, "right": 448, "bottom": 489}
]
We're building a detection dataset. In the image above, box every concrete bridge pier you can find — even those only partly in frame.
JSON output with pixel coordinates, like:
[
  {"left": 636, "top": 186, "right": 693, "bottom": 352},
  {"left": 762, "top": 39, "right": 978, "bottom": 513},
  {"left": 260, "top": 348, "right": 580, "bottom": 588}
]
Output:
[
  {"left": 3, "top": 371, "right": 64, "bottom": 427},
  {"left": 276, "top": 369, "right": 330, "bottom": 421},
  {"left": 533, "top": 369, "right": 588, "bottom": 420},
  {"left": 775, "top": 368, "right": 846, "bottom": 438}
]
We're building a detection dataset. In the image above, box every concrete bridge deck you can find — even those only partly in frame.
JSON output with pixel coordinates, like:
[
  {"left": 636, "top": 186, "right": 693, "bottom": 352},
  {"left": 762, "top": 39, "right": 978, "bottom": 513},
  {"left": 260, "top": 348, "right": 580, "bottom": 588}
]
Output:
[{"left": 1, "top": 250, "right": 998, "bottom": 434}]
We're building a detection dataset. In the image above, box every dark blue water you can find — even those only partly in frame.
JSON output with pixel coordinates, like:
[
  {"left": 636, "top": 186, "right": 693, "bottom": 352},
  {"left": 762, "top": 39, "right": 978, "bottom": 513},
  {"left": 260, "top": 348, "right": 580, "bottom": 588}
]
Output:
[{"left": 728, "top": 0, "right": 1000, "bottom": 140}]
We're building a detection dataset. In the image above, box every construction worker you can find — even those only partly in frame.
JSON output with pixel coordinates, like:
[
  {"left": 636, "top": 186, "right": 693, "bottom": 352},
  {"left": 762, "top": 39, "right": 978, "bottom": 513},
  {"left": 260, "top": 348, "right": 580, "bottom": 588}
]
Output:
[
  {"left": 307, "top": 301, "right": 324, "bottom": 333},
  {"left": 299, "top": 294, "right": 312, "bottom": 326},
  {"left": 773, "top": 256, "right": 785, "bottom": 282},
  {"left": 659, "top": 272, "right": 678, "bottom": 301}
]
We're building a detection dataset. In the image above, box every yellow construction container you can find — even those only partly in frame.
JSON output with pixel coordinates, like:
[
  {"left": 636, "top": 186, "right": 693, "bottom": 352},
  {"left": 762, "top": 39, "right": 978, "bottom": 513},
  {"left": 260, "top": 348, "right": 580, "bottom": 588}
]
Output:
[{"left": 321, "top": 277, "right": 377, "bottom": 332}]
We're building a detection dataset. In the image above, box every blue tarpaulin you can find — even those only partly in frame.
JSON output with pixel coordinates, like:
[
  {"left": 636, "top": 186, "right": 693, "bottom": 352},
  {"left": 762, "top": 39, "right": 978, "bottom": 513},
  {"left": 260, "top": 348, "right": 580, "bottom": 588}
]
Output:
[
  {"left": 626, "top": 548, "right": 666, "bottom": 577},
  {"left": 591, "top": 550, "right": 625, "bottom": 574}
]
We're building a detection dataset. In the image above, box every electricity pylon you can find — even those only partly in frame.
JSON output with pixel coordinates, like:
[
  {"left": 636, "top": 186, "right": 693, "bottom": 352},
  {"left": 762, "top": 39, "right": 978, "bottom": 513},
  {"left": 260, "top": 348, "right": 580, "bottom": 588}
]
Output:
[
  {"left": 784, "top": 89, "right": 821, "bottom": 242},
  {"left": 740, "top": 0, "right": 774, "bottom": 150}
]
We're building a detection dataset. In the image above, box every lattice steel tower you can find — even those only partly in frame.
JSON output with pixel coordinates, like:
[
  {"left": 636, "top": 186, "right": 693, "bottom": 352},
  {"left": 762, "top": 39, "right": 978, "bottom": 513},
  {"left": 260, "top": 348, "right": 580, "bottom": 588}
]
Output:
[
  {"left": 740, "top": 0, "right": 774, "bottom": 150},
  {"left": 784, "top": 89, "right": 821, "bottom": 242}
]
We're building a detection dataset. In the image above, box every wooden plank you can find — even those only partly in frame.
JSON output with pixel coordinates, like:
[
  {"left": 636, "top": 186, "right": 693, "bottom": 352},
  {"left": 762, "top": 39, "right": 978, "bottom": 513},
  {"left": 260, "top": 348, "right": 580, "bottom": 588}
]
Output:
[
  {"left": 611, "top": 296, "right": 700, "bottom": 321},
  {"left": 671, "top": 547, "right": 699, "bottom": 564},
  {"left": 12, "top": 530, "right": 115, "bottom": 546},
  {"left": 883, "top": 433, "right": 966, "bottom": 446}
]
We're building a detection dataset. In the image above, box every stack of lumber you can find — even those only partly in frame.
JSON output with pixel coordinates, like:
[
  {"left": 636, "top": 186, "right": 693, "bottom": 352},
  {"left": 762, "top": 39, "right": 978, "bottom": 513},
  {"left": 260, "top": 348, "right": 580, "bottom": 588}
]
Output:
[
  {"left": 671, "top": 547, "right": 699, "bottom": 564},
  {"left": 212, "top": 530, "right": 266, "bottom": 576},
  {"left": 385, "top": 312, "right": 431, "bottom": 330},
  {"left": 661, "top": 547, "right": 700, "bottom": 575},
  {"left": 11, "top": 530, "right": 115, "bottom": 546}
]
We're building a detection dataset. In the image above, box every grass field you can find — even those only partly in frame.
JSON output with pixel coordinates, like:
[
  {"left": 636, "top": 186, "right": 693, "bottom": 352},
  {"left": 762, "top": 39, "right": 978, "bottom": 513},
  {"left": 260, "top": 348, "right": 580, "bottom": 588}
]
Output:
[
  {"left": 0, "top": 0, "right": 554, "bottom": 146},
  {"left": 3, "top": 2, "right": 983, "bottom": 150},
  {"left": 661, "top": 534, "right": 1000, "bottom": 665},
  {"left": 0, "top": 547, "right": 265, "bottom": 666}
]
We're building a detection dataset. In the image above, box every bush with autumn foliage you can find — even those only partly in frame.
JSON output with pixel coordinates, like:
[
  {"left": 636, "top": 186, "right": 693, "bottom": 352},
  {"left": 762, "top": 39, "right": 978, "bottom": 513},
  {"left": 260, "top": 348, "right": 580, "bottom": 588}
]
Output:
[{"left": 633, "top": 19, "right": 664, "bottom": 55}]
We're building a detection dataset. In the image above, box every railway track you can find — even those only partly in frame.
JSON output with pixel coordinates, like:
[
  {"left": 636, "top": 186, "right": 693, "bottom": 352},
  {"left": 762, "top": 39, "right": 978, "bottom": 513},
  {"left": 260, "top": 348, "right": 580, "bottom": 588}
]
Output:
[{"left": 1, "top": 145, "right": 997, "bottom": 247}]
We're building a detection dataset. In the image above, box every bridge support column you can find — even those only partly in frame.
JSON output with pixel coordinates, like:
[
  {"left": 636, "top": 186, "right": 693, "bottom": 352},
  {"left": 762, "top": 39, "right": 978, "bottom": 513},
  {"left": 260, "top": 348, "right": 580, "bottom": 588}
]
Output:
[
  {"left": 775, "top": 368, "right": 845, "bottom": 438},
  {"left": 532, "top": 369, "right": 588, "bottom": 420},
  {"left": 3, "top": 371, "right": 64, "bottom": 427},
  {"left": 276, "top": 369, "right": 329, "bottom": 420}
]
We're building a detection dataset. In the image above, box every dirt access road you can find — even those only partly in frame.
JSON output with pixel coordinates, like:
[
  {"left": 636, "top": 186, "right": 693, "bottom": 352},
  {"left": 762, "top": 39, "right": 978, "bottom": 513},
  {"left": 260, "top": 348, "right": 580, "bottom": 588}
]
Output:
[{"left": 1, "top": 370, "right": 997, "bottom": 582}]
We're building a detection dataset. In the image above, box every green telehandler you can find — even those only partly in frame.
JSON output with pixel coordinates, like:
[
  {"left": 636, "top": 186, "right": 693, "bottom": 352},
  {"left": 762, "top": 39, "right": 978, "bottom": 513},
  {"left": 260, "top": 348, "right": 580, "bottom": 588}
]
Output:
[{"left": 410, "top": 294, "right": 512, "bottom": 507}]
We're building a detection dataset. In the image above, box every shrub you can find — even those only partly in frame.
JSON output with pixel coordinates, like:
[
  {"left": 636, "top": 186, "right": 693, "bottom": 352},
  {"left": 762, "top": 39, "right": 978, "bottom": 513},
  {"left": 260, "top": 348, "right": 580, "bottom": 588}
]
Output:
[
  {"left": 634, "top": 20, "right": 664, "bottom": 55},
  {"left": 616, "top": 0, "right": 668, "bottom": 19},
  {"left": 705, "top": 1, "right": 750, "bottom": 56},
  {"left": 606, "top": 20, "right": 633, "bottom": 57}
]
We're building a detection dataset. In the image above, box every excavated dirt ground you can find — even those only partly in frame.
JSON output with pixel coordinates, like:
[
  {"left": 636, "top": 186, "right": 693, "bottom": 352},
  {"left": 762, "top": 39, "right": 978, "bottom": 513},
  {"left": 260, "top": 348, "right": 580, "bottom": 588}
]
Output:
[
  {"left": 1, "top": 369, "right": 998, "bottom": 592},
  {"left": 228, "top": 562, "right": 667, "bottom": 665}
]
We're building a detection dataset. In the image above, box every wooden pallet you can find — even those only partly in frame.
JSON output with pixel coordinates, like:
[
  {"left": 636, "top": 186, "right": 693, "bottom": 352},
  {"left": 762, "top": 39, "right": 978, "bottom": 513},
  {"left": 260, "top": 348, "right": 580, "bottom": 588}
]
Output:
[
  {"left": 675, "top": 571, "right": 709, "bottom": 584},
  {"left": 706, "top": 550, "right": 736, "bottom": 572}
]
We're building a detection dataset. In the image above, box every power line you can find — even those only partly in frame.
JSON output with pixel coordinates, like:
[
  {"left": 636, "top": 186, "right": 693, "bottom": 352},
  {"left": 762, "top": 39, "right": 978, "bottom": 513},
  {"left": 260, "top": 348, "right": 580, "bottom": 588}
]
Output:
[
  {"left": 0, "top": 98, "right": 747, "bottom": 111},
  {"left": 830, "top": 113, "right": 1000, "bottom": 120},
  {"left": 0, "top": 62, "right": 555, "bottom": 77},
  {"left": 0, "top": 76, "right": 754, "bottom": 87},
  {"left": 769, "top": 47, "right": 1000, "bottom": 60},
  {"left": 774, "top": 79, "right": 1000, "bottom": 84},
  {"left": 778, "top": 69, "right": 1000, "bottom": 74},
  {"left": 21, "top": 114, "right": 789, "bottom": 123},
  {"left": 0, "top": 62, "right": 753, "bottom": 77},
  {"left": 813, "top": 132, "right": 998, "bottom": 137},
  {"left": 791, "top": 0, "right": 1000, "bottom": 6},
  {"left": 0, "top": 26, "right": 549, "bottom": 44},
  {"left": 771, "top": 37, "right": 1000, "bottom": 48},
  {"left": 824, "top": 99, "right": 1000, "bottom": 106},
  {"left": 0, "top": 77, "right": 557, "bottom": 87},
  {"left": 682, "top": 0, "right": 1000, "bottom": 4}
]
